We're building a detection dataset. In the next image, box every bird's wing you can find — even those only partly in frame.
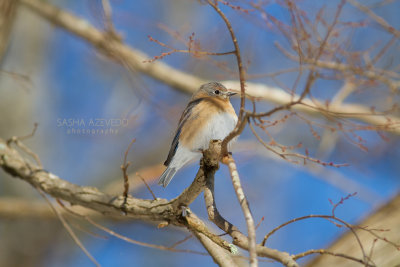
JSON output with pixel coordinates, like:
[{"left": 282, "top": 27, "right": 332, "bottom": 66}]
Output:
[{"left": 164, "top": 98, "right": 204, "bottom": 166}]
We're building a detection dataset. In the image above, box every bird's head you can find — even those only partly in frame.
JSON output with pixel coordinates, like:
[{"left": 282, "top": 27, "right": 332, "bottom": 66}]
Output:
[{"left": 194, "top": 82, "right": 237, "bottom": 100}]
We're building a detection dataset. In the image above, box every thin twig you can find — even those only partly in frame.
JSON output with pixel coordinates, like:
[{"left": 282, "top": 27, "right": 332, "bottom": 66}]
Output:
[
  {"left": 8, "top": 122, "right": 38, "bottom": 141},
  {"left": 86, "top": 216, "right": 207, "bottom": 255},
  {"left": 207, "top": 0, "right": 246, "bottom": 117},
  {"left": 7, "top": 123, "right": 42, "bottom": 168},
  {"left": 348, "top": 0, "right": 400, "bottom": 38},
  {"left": 59, "top": 203, "right": 208, "bottom": 255},
  {"left": 137, "top": 172, "right": 156, "bottom": 200},
  {"left": 144, "top": 35, "right": 236, "bottom": 62},
  {"left": 121, "top": 138, "right": 136, "bottom": 208},
  {"left": 36, "top": 189, "right": 100, "bottom": 267},
  {"left": 249, "top": 122, "right": 348, "bottom": 167},
  {"left": 169, "top": 234, "right": 193, "bottom": 249},
  {"left": 68, "top": 220, "right": 108, "bottom": 240},
  {"left": 255, "top": 216, "right": 265, "bottom": 230},
  {"left": 261, "top": 214, "right": 371, "bottom": 264},
  {"left": 207, "top": 0, "right": 249, "bottom": 157},
  {"left": 293, "top": 249, "right": 375, "bottom": 266}
]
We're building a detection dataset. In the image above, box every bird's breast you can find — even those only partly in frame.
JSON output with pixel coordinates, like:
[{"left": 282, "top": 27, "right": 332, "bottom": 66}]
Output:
[
  {"left": 179, "top": 97, "right": 238, "bottom": 150},
  {"left": 188, "top": 110, "right": 238, "bottom": 151}
]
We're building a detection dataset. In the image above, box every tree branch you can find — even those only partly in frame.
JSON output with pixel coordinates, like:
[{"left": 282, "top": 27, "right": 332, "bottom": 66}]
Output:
[
  {"left": 0, "top": 198, "right": 101, "bottom": 219},
  {"left": 37, "top": 188, "right": 100, "bottom": 267},
  {"left": 0, "top": 137, "right": 207, "bottom": 222},
  {"left": 191, "top": 230, "right": 238, "bottom": 267},
  {"left": 19, "top": 0, "right": 400, "bottom": 135},
  {"left": 203, "top": 144, "right": 299, "bottom": 267},
  {"left": 0, "top": 137, "right": 301, "bottom": 266},
  {"left": 0, "top": 0, "right": 19, "bottom": 60},
  {"left": 226, "top": 155, "right": 258, "bottom": 266}
]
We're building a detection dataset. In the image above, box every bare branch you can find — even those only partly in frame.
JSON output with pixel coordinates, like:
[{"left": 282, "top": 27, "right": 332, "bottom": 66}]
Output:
[
  {"left": 0, "top": 198, "right": 102, "bottom": 219},
  {"left": 7, "top": 123, "right": 42, "bottom": 167},
  {"left": 0, "top": 137, "right": 303, "bottom": 266},
  {"left": 37, "top": 189, "right": 100, "bottom": 267},
  {"left": 307, "top": 193, "right": 400, "bottom": 266},
  {"left": 169, "top": 234, "right": 193, "bottom": 249},
  {"left": 78, "top": 211, "right": 208, "bottom": 256},
  {"left": 203, "top": 157, "right": 299, "bottom": 267},
  {"left": 207, "top": 0, "right": 248, "bottom": 157},
  {"left": 0, "top": 0, "right": 19, "bottom": 60},
  {"left": 348, "top": 0, "right": 400, "bottom": 38},
  {"left": 19, "top": 0, "right": 400, "bottom": 135},
  {"left": 121, "top": 138, "right": 136, "bottom": 207},
  {"left": 226, "top": 155, "right": 258, "bottom": 267},
  {"left": 207, "top": 0, "right": 246, "bottom": 118},
  {"left": 191, "top": 230, "right": 239, "bottom": 267},
  {"left": 103, "top": 163, "right": 164, "bottom": 195},
  {"left": 137, "top": 172, "right": 157, "bottom": 200},
  {"left": 294, "top": 249, "right": 374, "bottom": 266},
  {"left": 275, "top": 43, "right": 400, "bottom": 91},
  {"left": 144, "top": 34, "right": 236, "bottom": 63},
  {"left": 0, "top": 137, "right": 201, "bottom": 222}
]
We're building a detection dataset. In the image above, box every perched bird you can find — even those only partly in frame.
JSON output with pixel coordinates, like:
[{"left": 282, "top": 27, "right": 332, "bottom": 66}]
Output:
[{"left": 158, "top": 82, "right": 238, "bottom": 187}]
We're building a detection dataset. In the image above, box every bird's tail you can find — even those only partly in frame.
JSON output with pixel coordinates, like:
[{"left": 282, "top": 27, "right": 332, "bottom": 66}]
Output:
[{"left": 158, "top": 167, "right": 177, "bottom": 188}]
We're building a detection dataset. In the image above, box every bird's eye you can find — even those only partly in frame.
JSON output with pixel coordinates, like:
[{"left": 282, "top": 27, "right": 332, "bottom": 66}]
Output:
[{"left": 214, "top": 90, "right": 220, "bottom": 95}]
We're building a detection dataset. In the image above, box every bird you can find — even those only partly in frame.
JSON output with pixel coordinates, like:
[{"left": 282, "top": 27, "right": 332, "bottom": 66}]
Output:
[{"left": 158, "top": 82, "right": 238, "bottom": 187}]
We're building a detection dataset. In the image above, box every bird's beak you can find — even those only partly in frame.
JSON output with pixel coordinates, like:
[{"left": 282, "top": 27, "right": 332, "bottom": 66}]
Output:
[{"left": 226, "top": 91, "right": 237, "bottom": 97}]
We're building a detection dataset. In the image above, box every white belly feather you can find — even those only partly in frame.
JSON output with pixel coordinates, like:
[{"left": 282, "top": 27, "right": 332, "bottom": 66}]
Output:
[
  {"left": 191, "top": 111, "right": 238, "bottom": 151},
  {"left": 168, "top": 111, "right": 237, "bottom": 170}
]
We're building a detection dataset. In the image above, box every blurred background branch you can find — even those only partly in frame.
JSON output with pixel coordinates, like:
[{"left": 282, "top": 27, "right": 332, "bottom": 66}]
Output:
[
  {"left": 0, "top": 0, "right": 19, "bottom": 60},
  {"left": 20, "top": 0, "right": 400, "bottom": 135},
  {"left": 0, "top": 197, "right": 102, "bottom": 219}
]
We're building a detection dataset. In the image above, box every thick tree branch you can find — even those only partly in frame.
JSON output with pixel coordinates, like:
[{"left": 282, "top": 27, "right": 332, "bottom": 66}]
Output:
[
  {"left": 0, "top": 137, "right": 231, "bottom": 264},
  {"left": 19, "top": 0, "right": 400, "bottom": 135},
  {"left": 0, "top": 137, "right": 301, "bottom": 266},
  {"left": 0, "top": 137, "right": 208, "bottom": 222}
]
